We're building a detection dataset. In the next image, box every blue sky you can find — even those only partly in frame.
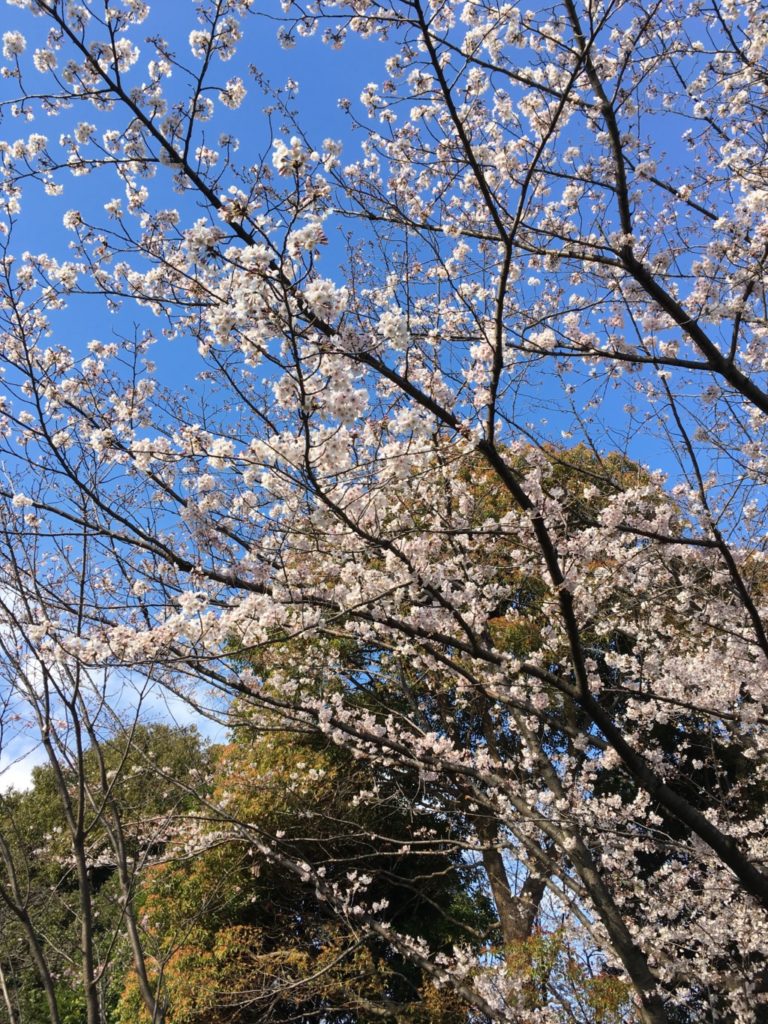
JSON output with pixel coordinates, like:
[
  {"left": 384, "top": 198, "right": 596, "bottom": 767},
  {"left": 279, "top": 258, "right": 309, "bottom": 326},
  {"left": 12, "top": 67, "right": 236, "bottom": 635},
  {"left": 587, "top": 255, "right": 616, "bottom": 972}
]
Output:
[
  {"left": 0, "top": 0, "right": 750, "bottom": 784},
  {"left": 0, "top": 0, "right": 697, "bottom": 477}
]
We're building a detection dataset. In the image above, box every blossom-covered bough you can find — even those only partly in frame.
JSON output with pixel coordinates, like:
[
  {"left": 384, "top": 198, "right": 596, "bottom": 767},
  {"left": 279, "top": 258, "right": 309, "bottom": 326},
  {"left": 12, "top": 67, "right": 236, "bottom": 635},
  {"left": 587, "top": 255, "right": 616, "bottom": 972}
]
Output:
[{"left": 0, "top": 0, "right": 767, "bottom": 1020}]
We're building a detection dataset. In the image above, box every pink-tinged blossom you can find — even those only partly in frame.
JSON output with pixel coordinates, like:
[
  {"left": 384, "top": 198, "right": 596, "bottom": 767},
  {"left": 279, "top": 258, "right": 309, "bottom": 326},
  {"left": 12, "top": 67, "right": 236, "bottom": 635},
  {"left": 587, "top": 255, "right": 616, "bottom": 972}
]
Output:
[
  {"left": 218, "top": 76, "right": 246, "bottom": 109},
  {"left": 2, "top": 31, "right": 25, "bottom": 59}
]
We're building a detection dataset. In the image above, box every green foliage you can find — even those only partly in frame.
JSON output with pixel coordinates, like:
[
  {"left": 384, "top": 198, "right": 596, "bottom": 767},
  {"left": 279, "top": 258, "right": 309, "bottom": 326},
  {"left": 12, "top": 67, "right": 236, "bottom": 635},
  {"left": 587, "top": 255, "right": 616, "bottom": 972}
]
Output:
[
  {"left": 117, "top": 716, "right": 494, "bottom": 1024},
  {"left": 0, "top": 724, "right": 211, "bottom": 1024}
]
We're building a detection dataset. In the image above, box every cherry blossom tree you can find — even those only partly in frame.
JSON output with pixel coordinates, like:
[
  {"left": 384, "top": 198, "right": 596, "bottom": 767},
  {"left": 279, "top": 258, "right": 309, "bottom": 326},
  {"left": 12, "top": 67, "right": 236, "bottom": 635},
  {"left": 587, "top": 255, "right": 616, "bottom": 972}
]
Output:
[
  {"left": 0, "top": 0, "right": 767, "bottom": 1020},
  {"left": 0, "top": 510, "right": 212, "bottom": 1024}
]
